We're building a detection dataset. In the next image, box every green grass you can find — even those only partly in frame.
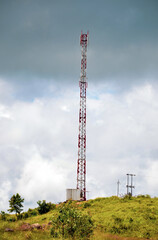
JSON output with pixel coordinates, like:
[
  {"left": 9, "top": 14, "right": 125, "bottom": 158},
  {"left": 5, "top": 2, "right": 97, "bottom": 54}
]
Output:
[
  {"left": 87, "top": 195, "right": 158, "bottom": 239},
  {"left": 1, "top": 195, "right": 158, "bottom": 239}
]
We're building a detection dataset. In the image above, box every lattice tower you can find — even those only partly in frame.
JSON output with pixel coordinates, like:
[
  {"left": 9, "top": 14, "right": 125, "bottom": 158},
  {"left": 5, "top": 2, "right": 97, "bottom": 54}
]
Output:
[{"left": 77, "top": 31, "right": 88, "bottom": 201}]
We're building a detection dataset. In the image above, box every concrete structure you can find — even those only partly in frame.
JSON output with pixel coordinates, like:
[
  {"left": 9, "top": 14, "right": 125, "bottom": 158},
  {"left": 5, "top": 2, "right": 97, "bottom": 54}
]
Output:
[{"left": 66, "top": 189, "right": 80, "bottom": 201}]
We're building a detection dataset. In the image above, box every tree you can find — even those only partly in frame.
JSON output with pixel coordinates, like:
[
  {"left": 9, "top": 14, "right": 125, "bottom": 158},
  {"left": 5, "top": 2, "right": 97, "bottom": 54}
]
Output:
[
  {"left": 37, "top": 200, "right": 52, "bottom": 214},
  {"left": 8, "top": 193, "right": 24, "bottom": 215}
]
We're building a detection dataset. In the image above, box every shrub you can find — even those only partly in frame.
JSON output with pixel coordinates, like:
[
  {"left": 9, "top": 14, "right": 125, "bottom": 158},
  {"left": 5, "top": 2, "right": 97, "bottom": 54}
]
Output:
[
  {"left": 51, "top": 203, "right": 94, "bottom": 239},
  {"left": 83, "top": 202, "right": 91, "bottom": 208},
  {"left": 1, "top": 211, "right": 6, "bottom": 220},
  {"left": 23, "top": 212, "right": 29, "bottom": 219},
  {"left": 50, "top": 203, "right": 56, "bottom": 210},
  {"left": 50, "top": 227, "right": 59, "bottom": 238},
  {"left": 17, "top": 213, "right": 23, "bottom": 220},
  {"left": 94, "top": 197, "right": 104, "bottom": 202},
  {"left": 28, "top": 208, "right": 38, "bottom": 216},
  {"left": 143, "top": 231, "right": 151, "bottom": 239},
  {"left": 137, "top": 194, "right": 151, "bottom": 199},
  {"left": 8, "top": 217, "right": 16, "bottom": 222},
  {"left": 37, "top": 200, "right": 52, "bottom": 214},
  {"left": 108, "top": 215, "right": 135, "bottom": 235},
  {"left": 121, "top": 194, "right": 132, "bottom": 201}
]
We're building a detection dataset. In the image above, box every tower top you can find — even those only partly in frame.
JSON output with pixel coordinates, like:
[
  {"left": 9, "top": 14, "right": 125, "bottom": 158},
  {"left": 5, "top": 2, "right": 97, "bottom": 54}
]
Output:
[{"left": 80, "top": 31, "right": 89, "bottom": 46}]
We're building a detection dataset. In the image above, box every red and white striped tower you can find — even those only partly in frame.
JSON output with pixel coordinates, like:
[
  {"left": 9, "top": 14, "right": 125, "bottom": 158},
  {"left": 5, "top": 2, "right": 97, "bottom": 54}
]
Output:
[{"left": 77, "top": 31, "right": 89, "bottom": 201}]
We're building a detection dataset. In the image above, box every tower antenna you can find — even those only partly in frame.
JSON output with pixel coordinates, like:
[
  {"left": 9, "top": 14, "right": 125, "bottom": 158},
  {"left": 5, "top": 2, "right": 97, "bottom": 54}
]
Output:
[{"left": 77, "top": 31, "right": 89, "bottom": 201}]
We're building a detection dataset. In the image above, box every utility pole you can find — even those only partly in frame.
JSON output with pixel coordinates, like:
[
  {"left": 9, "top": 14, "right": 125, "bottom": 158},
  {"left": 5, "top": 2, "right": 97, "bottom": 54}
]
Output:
[
  {"left": 126, "top": 174, "right": 136, "bottom": 196},
  {"left": 77, "top": 31, "right": 89, "bottom": 201},
  {"left": 127, "top": 174, "right": 129, "bottom": 195},
  {"left": 117, "top": 180, "right": 120, "bottom": 197}
]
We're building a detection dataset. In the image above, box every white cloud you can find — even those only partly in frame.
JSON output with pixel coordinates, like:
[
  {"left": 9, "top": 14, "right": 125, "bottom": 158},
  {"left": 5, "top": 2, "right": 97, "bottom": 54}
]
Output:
[
  {"left": 87, "top": 83, "right": 158, "bottom": 197},
  {"left": 1, "top": 79, "right": 158, "bottom": 211},
  {"left": 143, "top": 161, "right": 158, "bottom": 196},
  {"left": 0, "top": 181, "right": 11, "bottom": 211},
  {"left": 16, "top": 153, "right": 67, "bottom": 208}
]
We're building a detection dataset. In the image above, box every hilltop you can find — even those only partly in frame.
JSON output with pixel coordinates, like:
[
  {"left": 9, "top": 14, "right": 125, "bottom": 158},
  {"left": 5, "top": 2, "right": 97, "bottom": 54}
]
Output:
[{"left": 1, "top": 195, "right": 158, "bottom": 239}]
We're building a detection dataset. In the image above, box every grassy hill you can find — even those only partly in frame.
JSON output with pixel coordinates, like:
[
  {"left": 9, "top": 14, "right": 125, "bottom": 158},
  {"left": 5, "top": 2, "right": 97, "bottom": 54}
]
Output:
[{"left": 1, "top": 195, "right": 158, "bottom": 239}]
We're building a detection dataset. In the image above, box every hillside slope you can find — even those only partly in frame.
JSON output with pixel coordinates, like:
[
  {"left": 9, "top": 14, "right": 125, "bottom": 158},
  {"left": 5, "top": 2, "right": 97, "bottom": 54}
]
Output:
[{"left": 1, "top": 195, "right": 158, "bottom": 239}]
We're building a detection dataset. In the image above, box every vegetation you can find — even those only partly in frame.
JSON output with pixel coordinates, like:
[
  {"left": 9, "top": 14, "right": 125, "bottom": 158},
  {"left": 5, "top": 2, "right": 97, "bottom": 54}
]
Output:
[
  {"left": 37, "top": 200, "right": 56, "bottom": 214},
  {"left": 8, "top": 193, "right": 24, "bottom": 216},
  {"left": 1, "top": 211, "right": 7, "bottom": 221},
  {"left": 51, "top": 202, "right": 93, "bottom": 239},
  {"left": 1, "top": 195, "right": 158, "bottom": 239}
]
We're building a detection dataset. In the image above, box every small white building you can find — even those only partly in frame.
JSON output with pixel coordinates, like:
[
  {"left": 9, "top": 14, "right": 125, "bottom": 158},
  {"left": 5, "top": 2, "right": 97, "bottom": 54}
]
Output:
[{"left": 66, "top": 189, "right": 80, "bottom": 201}]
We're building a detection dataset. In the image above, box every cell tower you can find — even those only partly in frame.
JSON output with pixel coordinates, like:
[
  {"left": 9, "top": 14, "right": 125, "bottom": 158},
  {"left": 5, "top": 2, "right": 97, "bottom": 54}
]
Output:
[{"left": 77, "top": 31, "right": 89, "bottom": 201}]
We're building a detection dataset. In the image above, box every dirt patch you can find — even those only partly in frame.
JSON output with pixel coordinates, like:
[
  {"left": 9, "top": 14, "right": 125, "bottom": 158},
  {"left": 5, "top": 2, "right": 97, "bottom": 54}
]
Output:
[
  {"left": 5, "top": 228, "right": 14, "bottom": 232},
  {"left": 19, "top": 223, "right": 32, "bottom": 231}
]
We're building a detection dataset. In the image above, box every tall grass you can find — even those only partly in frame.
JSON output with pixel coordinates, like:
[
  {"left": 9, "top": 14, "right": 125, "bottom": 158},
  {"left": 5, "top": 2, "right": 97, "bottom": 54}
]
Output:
[{"left": 1, "top": 195, "right": 158, "bottom": 239}]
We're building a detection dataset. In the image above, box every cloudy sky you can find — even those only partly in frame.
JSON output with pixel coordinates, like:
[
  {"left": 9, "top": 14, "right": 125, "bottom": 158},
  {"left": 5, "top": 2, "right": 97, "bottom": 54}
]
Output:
[{"left": 1, "top": 0, "right": 158, "bottom": 211}]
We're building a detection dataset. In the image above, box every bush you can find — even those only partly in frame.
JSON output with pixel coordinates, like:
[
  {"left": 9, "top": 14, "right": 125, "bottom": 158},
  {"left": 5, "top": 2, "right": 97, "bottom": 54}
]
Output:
[
  {"left": 83, "top": 202, "right": 91, "bottom": 208},
  {"left": 27, "top": 208, "right": 38, "bottom": 216},
  {"left": 17, "top": 213, "right": 23, "bottom": 220},
  {"left": 121, "top": 194, "right": 132, "bottom": 201},
  {"left": 8, "top": 217, "right": 16, "bottom": 222},
  {"left": 23, "top": 212, "right": 29, "bottom": 219},
  {"left": 37, "top": 200, "right": 52, "bottom": 214},
  {"left": 1, "top": 211, "right": 6, "bottom": 220},
  {"left": 137, "top": 194, "right": 151, "bottom": 199},
  {"left": 51, "top": 203, "right": 94, "bottom": 239},
  {"left": 50, "top": 203, "right": 56, "bottom": 210},
  {"left": 50, "top": 227, "right": 59, "bottom": 238}
]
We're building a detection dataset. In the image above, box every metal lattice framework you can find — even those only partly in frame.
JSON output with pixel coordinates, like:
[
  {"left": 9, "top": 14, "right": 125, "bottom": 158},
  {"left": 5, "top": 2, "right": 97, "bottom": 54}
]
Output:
[{"left": 77, "top": 31, "right": 88, "bottom": 201}]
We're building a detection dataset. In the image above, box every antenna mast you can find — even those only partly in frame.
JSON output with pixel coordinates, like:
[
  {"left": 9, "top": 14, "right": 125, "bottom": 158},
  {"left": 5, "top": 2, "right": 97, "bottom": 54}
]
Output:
[{"left": 77, "top": 31, "right": 89, "bottom": 201}]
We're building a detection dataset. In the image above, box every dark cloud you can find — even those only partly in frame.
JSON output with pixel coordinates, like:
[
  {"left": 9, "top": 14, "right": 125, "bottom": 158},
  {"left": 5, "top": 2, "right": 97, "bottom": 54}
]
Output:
[{"left": 0, "top": 0, "right": 158, "bottom": 85}]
